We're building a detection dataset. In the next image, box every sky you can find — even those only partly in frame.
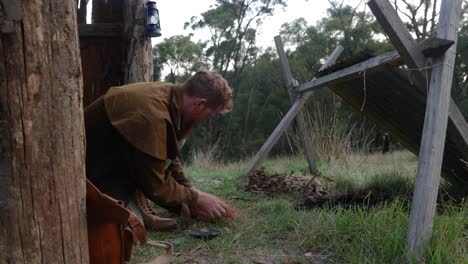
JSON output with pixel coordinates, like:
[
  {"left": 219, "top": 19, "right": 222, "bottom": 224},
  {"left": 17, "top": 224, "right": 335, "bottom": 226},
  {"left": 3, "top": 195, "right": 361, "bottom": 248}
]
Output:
[{"left": 152, "top": 0, "right": 366, "bottom": 49}]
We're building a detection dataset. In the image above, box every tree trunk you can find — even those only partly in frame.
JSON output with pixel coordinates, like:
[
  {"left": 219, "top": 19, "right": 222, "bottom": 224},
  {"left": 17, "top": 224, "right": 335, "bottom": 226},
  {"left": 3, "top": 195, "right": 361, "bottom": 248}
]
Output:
[
  {"left": 124, "top": 0, "right": 154, "bottom": 83},
  {"left": 0, "top": 1, "right": 88, "bottom": 263}
]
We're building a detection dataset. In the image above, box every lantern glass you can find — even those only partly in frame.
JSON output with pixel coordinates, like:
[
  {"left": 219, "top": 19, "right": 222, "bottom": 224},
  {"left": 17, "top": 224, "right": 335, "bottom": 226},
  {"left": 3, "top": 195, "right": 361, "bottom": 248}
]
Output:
[{"left": 145, "top": 1, "right": 161, "bottom": 37}]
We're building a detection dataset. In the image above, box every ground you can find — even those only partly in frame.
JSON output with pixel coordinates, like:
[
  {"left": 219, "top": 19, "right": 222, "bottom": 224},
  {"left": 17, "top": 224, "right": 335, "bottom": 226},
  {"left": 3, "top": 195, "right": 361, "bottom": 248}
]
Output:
[{"left": 130, "top": 150, "right": 467, "bottom": 264}]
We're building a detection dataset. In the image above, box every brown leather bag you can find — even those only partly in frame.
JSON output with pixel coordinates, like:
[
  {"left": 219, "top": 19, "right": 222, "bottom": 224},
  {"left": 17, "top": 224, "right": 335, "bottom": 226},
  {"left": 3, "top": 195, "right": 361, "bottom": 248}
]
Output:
[
  {"left": 86, "top": 180, "right": 146, "bottom": 264},
  {"left": 86, "top": 180, "right": 173, "bottom": 264}
]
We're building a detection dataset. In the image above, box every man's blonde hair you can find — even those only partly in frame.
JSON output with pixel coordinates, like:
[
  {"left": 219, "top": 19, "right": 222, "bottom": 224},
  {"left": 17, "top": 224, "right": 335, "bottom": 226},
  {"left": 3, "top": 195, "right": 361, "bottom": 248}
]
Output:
[{"left": 183, "top": 70, "right": 233, "bottom": 112}]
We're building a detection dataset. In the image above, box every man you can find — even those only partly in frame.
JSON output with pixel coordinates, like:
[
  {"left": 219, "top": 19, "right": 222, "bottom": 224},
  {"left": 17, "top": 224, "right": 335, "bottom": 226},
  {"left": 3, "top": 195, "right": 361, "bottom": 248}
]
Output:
[{"left": 84, "top": 70, "right": 234, "bottom": 229}]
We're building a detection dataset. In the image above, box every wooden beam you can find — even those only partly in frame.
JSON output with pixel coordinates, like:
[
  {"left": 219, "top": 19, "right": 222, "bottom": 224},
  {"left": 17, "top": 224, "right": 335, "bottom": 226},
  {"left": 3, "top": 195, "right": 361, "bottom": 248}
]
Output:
[
  {"left": 407, "top": 0, "right": 463, "bottom": 260},
  {"left": 78, "top": 23, "right": 123, "bottom": 37},
  {"left": 420, "top": 38, "right": 454, "bottom": 57},
  {"left": 368, "top": 0, "right": 468, "bottom": 171},
  {"left": 296, "top": 37, "right": 455, "bottom": 94},
  {"left": 297, "top": 50, "right": 400, "bottom": 94},
  {"left": 274, "top": 35, "right": 317, "bottom": 174},
  {"left": 242, "top": 45, "right": 343, "bottom": 179}
]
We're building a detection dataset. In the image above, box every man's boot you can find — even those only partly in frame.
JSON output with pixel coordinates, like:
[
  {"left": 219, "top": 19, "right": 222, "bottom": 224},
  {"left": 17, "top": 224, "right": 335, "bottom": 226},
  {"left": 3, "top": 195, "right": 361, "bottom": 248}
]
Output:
[{"left": 134, "top": 191, "right": 177, "bottom": 231}]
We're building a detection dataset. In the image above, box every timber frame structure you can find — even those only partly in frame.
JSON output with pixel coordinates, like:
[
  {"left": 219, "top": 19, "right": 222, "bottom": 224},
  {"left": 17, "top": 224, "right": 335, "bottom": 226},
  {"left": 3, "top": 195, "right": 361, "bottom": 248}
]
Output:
[{"left": 243, "top": 0, "right": 466, "bottom": 260}]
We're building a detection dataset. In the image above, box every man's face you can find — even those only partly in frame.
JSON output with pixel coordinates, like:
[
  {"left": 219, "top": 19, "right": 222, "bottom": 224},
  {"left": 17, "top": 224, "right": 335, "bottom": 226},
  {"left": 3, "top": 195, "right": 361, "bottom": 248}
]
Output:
[{"left": 191, "top": 98, "right": 221, "bottom": 124}]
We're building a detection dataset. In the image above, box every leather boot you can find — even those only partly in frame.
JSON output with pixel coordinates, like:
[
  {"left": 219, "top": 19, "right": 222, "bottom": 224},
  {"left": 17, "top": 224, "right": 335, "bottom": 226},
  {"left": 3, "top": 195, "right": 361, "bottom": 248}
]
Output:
[{"left": 134, "top": 191, "right": 177, "bottom": 231}]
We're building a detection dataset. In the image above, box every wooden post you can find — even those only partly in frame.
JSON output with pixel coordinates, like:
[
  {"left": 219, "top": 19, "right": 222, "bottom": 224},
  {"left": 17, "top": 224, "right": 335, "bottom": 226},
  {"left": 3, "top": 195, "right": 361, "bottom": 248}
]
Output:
[
  {"left": 124, "top": 0, "right": 154, "bottom": 83},
  {"left": 243, "top": 45, "right": 343, "bottom": 178},
  {"left": 368, "top": 0, "right": 468, "bottom": 173},
  {"left": 0, "top": 0, "right": 88, "bottom": 263},
  {"left": 407, "top": 0, "right": 463, "bottom": 259},
  {"left": 274, "top": 35, "right": 317, "bottom": 174}
]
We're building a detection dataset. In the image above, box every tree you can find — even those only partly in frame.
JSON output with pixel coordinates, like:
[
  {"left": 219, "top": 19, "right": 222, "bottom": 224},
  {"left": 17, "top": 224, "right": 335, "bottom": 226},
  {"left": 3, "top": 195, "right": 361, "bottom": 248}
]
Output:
[
  {"left": 0, "top": 1, "right": 88, "bottom": 262},
  {"left": 180, "top": 0, "right": 287, "bottom": 150},
  {"left": 153, "top": 35, "right": 206, "bottom": 82},
  {"left": 319, "top": 0, "right": 392, "bottom": 58},
  {"left": 453, "top": 1, "right": 468, "bottom": 117},
  {"left": 185, "top": 0, "right": 286, "bottom": 84},
  {"left": 392, "top": 0, "right": 439, "bottom": 40}
]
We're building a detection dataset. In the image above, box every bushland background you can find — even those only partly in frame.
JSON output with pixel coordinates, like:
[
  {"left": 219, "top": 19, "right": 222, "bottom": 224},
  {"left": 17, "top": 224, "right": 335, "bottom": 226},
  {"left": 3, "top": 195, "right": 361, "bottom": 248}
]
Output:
[
  {"left": 131, "top": 1, "right": 468, "bottom": 263},
  {"left": 152, "top": 0, "right": 468, "bottom": 163}
]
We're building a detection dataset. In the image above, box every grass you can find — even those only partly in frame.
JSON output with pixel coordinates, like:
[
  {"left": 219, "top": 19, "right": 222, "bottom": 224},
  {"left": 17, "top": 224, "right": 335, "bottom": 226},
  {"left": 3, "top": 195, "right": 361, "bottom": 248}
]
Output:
[{"left": 130, "top": 150, "right": 467, "bottom": 263}]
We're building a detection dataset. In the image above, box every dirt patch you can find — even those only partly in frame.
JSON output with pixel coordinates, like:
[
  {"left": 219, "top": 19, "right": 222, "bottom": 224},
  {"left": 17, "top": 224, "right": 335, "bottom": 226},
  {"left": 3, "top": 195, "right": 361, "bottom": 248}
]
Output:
[
  {"left": 244, "top": 170, "right": 329, "bottom": 197},
  {"left": 244, "top": 170, "right": 409, "bottom": 211}
]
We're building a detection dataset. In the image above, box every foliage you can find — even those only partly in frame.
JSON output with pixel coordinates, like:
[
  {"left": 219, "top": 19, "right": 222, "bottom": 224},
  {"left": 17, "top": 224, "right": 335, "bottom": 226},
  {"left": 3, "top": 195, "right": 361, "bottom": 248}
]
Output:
[
  {"left": 156, "top": 0, "right": 468, "bottom": 161},
  {"left": 152, "top": 35, "right": 206, "bottom": 82},
  {"left": 454, "top": 3, "right": 468, "bottom": 118},
  {"left": 392, "top": 0, "right": 440, "bottom": 40},
  {"left": 184, "top": 0, "right": 286, "bottom": 83}
]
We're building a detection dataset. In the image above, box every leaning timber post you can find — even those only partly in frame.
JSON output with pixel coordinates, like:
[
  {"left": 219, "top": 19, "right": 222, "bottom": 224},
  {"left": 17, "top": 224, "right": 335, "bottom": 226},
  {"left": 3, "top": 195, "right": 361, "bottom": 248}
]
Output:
[
  {"left": 242, "top": 46, "right": 343, "bottom": 179},
  {"left": 124, "top": 0, "right": 154, "bottom": 83},
  {"left": 0, "top": 1, "right": 88, "bottom": 263},
  {"left": 274, "top": 35, "right": 317, "bottom": 174},
  {"left": 407, "top": 0, "right": 463, "bottom": 260}
]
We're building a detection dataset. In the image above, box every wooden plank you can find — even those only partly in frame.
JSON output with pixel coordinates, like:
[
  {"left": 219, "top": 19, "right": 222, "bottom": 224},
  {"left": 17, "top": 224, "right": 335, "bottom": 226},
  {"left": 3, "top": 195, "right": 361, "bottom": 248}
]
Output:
[
  {"left": 78, "top": 23, "right": 123, "bottom": 37},
  {"left": 274, "top": 36, "right": 295, "bottom": 87},
  {"left": 420, "top": 38, "right": 454, "bottom": 57},
  {"left": 80, "top": 38, "right": 125, "bottom": 106},
  {"left": 274, "top": 35, "right": 317, "bottom": 174},
  {"left": 297, "top": 50, "right": 400, "bottom": 94},
  {"left": 242, "top": 46, "right": 343, "bottom": 179},
  {"left": 296, "top": 37, "right": 455, "bottom": 94},
  {"left": 368, "top": 0, "right": 468, "bottom": 173},
  {"left": 407, "top": 0, "right": 463, "bottom": 260},
  {"left": 326, "top": 69, "right": 468, "bottom": 193},
  {"left": 92, "top": 0, "right": 124, "bottom": 23}
]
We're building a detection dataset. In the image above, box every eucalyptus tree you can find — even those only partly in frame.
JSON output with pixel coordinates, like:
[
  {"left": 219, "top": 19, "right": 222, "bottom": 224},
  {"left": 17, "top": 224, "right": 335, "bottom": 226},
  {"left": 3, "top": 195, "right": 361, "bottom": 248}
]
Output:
[
  {"left": 392, "top": 0, "right": 439, "bottom": 40},
  {"left": 185, "top": 0, "right": 286, "bottom": 84},
  {"left": 153, "top": 35, "right": 206, "bottom": 82}
]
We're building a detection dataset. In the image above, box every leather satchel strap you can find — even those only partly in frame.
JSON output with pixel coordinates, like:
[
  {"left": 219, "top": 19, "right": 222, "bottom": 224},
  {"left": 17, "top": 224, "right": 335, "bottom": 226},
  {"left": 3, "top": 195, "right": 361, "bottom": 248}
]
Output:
[{"left": 128, "top": 212, "right": 148, "bottom": 244}]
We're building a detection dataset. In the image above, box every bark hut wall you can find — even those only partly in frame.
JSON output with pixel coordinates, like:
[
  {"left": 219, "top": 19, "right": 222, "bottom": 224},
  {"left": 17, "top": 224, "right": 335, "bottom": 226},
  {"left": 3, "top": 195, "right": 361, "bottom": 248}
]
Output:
[
  {"left": 80, "top": 0, "right": 125, "bottom": 106},
  {"left": 79, "top": 0, "right": 153, "bottom": 106},
  {"left": 0, "top": 1, "right": 88, "bottom": 263}
]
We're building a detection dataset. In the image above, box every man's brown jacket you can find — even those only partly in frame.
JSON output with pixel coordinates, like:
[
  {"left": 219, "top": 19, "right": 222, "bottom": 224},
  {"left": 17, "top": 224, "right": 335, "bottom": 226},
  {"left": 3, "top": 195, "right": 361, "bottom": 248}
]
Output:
[{"left": 85, "top": 82, "right": 198, "bottom": 211}]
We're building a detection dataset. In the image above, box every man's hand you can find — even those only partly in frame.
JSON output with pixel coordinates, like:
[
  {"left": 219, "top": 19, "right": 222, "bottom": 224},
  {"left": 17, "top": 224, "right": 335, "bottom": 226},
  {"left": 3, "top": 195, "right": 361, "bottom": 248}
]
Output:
[{"left": 193, "top": 190, "right": 230, "bottom": 220}]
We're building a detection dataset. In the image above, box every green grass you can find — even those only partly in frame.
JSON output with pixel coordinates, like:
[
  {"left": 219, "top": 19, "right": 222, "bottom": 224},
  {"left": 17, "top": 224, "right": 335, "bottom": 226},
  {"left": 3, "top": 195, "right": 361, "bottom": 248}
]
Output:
[{"left": 130, "top": 150, "right": 467, "bottom": 264}]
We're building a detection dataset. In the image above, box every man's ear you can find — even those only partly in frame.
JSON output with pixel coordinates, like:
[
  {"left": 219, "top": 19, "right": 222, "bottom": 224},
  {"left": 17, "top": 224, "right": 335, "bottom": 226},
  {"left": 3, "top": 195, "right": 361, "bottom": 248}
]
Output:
[{"left": 196, "top": 98, "right": 208, "bottom": 107}]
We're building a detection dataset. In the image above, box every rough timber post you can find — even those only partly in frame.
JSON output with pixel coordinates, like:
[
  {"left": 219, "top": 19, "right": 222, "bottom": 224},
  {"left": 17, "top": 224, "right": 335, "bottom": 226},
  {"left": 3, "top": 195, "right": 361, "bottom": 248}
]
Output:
[
  {"left": 274, "top": 35, "right": 317, "bottom": 174},
  {"left": 124, "top": 0, "right": 154, "bottom": 83},
  {"left": 407, "top": 0, "right": 463, "bottom": 259},
  {"left": 0, "top": 0, "right": 89, "bottom": 262},
  {"left": 243, "top": 45, "right": 343, "bottom": 179}
]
